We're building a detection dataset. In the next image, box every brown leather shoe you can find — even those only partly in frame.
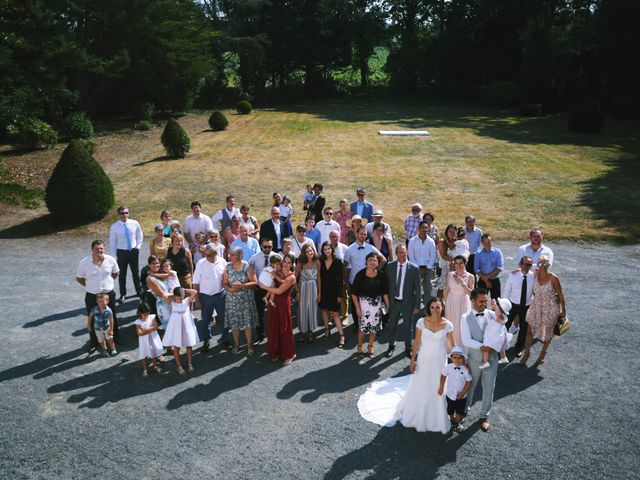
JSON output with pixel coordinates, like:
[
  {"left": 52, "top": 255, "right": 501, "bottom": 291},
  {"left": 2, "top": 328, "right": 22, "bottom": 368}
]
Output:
[{"left": 479, "top": 418, "right": 490, "bottom": 432}]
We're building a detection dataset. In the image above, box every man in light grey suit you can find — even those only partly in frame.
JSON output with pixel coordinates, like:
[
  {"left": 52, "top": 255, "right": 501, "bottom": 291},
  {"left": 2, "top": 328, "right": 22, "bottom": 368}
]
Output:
[
  {"left": 460, "top": 288, "right": 498, "bottom": 432},
  {"left": 385, "top": 245, "right": 422, "bottom": 358}
]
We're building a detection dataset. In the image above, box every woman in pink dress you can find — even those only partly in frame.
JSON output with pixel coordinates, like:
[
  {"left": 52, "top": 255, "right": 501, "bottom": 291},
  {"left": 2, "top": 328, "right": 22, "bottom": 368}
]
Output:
[
  {"left": 264, "top": 253, "right": 297, "bottom": 365},
  {"left": 520, "top": 255, "right": 566, "bottom": 366},
  {"left": 443, "top": 255, "right": 475, "bottom": 348}
]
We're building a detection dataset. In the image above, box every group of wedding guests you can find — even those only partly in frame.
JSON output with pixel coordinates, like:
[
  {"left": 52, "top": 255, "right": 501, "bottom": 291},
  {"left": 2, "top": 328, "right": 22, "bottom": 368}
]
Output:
[{"left": 76, "top": 186, "right": 567, "bottom": 432}]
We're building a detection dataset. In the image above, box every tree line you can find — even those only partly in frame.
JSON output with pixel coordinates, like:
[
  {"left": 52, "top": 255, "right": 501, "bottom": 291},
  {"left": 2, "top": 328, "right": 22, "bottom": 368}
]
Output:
[{"left": 1, "top": 0, "right": 638, "bottom": 133}]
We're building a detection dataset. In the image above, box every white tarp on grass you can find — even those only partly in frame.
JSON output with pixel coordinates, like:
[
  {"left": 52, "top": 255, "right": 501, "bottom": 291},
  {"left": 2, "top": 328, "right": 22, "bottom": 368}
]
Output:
[{"left": 378, "top": 130, "right": 429, "bottom": 136}]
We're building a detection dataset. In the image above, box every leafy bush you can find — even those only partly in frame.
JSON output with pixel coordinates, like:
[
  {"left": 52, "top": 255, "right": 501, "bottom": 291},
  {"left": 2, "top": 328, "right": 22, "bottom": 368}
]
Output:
[
  {"left": 6, "top": 118, "right": 58, "bottom": 150},
  {"left": 519, "top": 103, "right": 543, "bottom": 117},
  {"left": 45, "top": 140, "right": 114, "bottom": 221},
  {"left": 63, "top": 112, "right": 94, "bottom": 139},
  {"left": 488, "top": 81, "right": 522, "bottom": 107},
  {"left": 134, "top": 121, "right": 152, "bottom": 131},
  {"left": 161, "top": 118, "right": 190, "bottom": 158},
  {"left": 208, "top": 111, "right": 228, "bottom": 131},
  {"left": 568, "top": 97, "right": 603, "bottom": 133},
  {"left": 236, "top": 100, "right": 252, "bottom": 115},
  {"left": 135, "top": 102, "right": 155, "bottom": 121}
]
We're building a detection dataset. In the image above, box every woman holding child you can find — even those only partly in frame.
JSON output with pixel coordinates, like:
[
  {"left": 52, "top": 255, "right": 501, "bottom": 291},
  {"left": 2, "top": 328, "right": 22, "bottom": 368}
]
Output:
[
  {"left": 223, "top": 247, "right": 258, "bottom": 355},
  {"left": 264, "top": 254, "right": 297, "bottom": 365}
]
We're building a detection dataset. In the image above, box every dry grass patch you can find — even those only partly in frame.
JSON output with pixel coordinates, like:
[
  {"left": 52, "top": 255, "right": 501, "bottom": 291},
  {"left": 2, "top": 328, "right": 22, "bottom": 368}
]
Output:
[{"left": 1, "top": 100, "right": 639, "bottom": 242}]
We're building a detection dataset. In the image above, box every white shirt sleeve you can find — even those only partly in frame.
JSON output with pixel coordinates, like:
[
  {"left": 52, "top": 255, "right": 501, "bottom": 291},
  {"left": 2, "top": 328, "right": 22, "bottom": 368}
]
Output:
[
  {"left": 503, "top": 273, "right": 514, "bottom": 301},
  {"left": 135, "top": 221, "right": 143, "bottom": 249}
]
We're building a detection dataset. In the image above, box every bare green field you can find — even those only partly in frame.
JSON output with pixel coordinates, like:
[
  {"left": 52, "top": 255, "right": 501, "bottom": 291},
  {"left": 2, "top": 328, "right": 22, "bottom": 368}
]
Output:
[{"left": 2, "top": 99, "right": 639, "bottom": 242}]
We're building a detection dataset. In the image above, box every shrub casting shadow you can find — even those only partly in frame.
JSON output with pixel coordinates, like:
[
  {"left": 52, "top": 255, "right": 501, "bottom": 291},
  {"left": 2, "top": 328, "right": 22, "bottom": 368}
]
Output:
[
  {"left": 324, "top": 421, "right": 480, "bottom": 480},
  {"left": 0, "top": 214, "right": 91, "bottom": 239}
]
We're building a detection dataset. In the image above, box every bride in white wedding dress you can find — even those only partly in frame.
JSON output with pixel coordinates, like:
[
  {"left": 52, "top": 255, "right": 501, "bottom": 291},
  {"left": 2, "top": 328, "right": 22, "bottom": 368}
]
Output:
[{"left": 358, "top": 298, "right": 455, "bottom": 433}]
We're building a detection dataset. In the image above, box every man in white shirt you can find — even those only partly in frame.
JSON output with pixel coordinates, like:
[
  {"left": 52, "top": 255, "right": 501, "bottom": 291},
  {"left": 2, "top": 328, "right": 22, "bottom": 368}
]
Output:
[
  {"left": 460, "top": 288, "right": 498, "bottom": 432},
  {"left": 249, "top": 238, "right": 276, "bottom": 342},
  {"left": 109, "top": 206, "right": 143, "bottom": 303},
  {"left": 184, "top": 201, "right": 214, "bottom": 248},
  {"left": 76, "top": 240, "right": 120, "bottom": 350},
  {"left": 344, "top": 227, "right": 386, "bottom": 326},
  {"left": 291, "top": 225, "right": 316, "bottom": 258},
  {"left": 503, "top": 256, "right": 535, "bottom": 356},
  {"left": 211, "top": 195, "right": 241, "bottom": 233},
  {"left": 515, "top": 228, "right": 554, "bottom": 269},
  {"left": 407, "top": 221, "right": 437, "bottom": 308},
  {"left": 193, "top": 243, "right": 229, "bottom": 350},
  {"left": 365, "top": 210, "right": 393, "bottom": 240},
  {"left": 230, "top": 225, "right": 259, "bottom": 260},
  {"left": 315, "top": 207, "right": 341, "bottom": 245}
]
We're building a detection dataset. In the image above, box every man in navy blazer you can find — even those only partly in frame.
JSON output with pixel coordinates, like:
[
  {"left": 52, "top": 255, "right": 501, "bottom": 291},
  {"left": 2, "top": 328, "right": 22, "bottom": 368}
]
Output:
[
  {"left": 385, "top": 245, "right": 422, "bottom": 358},
  {"left": 350, "top": 187, "right": 374, "bottom": 223},
  {"left": 259, "top": 207, "right": 287, "bottom": 252}
]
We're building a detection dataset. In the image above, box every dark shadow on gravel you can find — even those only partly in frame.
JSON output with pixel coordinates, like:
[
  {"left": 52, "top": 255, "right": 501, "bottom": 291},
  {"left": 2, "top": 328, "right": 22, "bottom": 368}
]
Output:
[
  {"left": 277, "top": 354, "right": 405, "bottom": 403},
  {"left": 0, "top": 214, "right": 90, "bottom": 238},
  {"left": 23, "top": 306, "right": 88, "bottom": 328},
  {"left": 0, "top": 348, "right": 88, "bottom": 383},
  {"left": 47, "top": 344, "right": 250, "bottom": 408},
  {"left": 325, "top": 421, "right": 480, "bottom": 480}
]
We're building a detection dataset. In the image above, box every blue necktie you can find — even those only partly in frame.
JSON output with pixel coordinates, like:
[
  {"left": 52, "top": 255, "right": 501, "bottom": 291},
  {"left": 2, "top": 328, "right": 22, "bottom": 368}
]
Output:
[{"left": 124, "top": 221, "right": 132, "bottom": 250}]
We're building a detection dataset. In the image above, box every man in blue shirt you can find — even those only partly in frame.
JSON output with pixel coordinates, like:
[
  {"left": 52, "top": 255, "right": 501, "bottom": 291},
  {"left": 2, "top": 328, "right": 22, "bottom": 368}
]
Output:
[
  {"left": 304, "top": 217, "right": 322, "bottom": 251},
  {"left": 350, "top": 187, "right": 374, "bottom": 223},
  {"left": 474, "top": 234, "right": 504, "bottom": 300}
]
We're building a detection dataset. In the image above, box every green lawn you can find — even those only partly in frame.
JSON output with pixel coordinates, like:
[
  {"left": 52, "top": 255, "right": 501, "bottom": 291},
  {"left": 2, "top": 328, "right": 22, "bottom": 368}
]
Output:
[{"left": 2, "top": 99, "right": 639, "bottom": 242}]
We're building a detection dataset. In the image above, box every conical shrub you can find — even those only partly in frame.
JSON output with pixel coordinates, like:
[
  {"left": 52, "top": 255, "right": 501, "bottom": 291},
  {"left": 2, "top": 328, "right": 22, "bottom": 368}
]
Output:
[
  {"left": 161, "top": 118, "right": 190, "bottom": 158},
  {"left": 208, "top": 111, "right": 228, "bottom": 131},
  {"left": 45, "top": 139, "right": 114, "bottom": 222}
]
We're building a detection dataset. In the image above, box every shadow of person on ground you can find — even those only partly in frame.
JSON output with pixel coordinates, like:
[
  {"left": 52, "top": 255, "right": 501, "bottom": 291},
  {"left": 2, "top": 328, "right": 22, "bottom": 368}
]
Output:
[
  {"left": 324, "top": 421, "right": 480, "bottom": 480},
  {"left": 46, "top": 344, "right": 253, "bottom": 409},
  {"left": 166, "top": 354, "right": 276, "bottom": 410},
  {"left": 0, "top": 348, "right": 90, "bottom": 383},
  {"left": 277, "top": 353, "right": 405, "bottom": 403},
  {"left": 23, "top": 306, "right": 88, "bottom": 329}
]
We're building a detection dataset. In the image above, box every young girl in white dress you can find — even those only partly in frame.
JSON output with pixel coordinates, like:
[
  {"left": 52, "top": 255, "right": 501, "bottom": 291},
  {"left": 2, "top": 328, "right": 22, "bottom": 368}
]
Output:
[
  {"left": 452, "top": 227, "right": 470, "bottom": 260},
  {"left": 135, "top": 303, "right": 164, "bottom": 378},
  {"left": 479, "top": 297, "right": 513, "bottom": 369},
  {"left": 162, "top": 286, "right": 200, "bottom": 375}
]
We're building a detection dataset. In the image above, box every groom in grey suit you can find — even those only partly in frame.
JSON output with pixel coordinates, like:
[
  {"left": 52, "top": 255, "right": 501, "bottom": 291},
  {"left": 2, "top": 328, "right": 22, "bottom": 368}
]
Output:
[
  {"left": 385, "top": 245, "right": 422, "bottom": 358},
  {"left": 460, "top": 288, "right": 498, "bottom": 432}
]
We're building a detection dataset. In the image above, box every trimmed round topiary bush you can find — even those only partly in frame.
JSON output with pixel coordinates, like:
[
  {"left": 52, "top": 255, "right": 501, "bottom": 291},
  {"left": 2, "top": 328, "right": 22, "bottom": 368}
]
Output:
[
  {"left": 488, "top": 81, "right": 522, "bottom": 107},
  {"left": 45, "top": 139, "right": 114, "bottom": 222},
  {"left": 568, "top": 97, "right": 603, "bottom": 133},
  {"left": 6, "top": 117, "right": 58, "bottom": 150},
  {"left": 208, "top": 110, "right": 228, "bottom": 131},
  {"left": 161, "top": 118, "right": 190, "bottom": 158},
  {"left": 519, "top": 103, "right": 543, "bottom": 117},
  {"left": 236, "top": 100, "right": 252, "bottom": 115},
  {"left": 63, "top": 112, "right": 94, "bottom": 139}
]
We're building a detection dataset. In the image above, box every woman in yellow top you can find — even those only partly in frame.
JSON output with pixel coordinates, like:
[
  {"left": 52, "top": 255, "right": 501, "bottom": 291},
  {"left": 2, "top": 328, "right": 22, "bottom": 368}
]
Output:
[{"left": 150, "top": 224, "right": 172, "bottom": 260}]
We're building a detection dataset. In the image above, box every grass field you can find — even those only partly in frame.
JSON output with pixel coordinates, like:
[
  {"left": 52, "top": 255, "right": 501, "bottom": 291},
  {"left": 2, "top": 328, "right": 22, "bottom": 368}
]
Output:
[{"left": 1, "top": 98, "right": 639, "bottom": 242}]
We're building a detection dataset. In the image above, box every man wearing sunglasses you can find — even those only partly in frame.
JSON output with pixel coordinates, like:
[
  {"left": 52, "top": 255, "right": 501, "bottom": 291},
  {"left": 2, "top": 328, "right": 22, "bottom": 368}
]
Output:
[{"left": 109, "top": 206, "right": 143, "bottom": 303}]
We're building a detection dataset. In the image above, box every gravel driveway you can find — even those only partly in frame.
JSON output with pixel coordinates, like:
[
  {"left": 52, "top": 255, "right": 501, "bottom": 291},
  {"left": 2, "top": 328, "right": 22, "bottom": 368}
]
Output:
[{"left": 1, "top": 236, "right": 638, "bottom": 479}]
